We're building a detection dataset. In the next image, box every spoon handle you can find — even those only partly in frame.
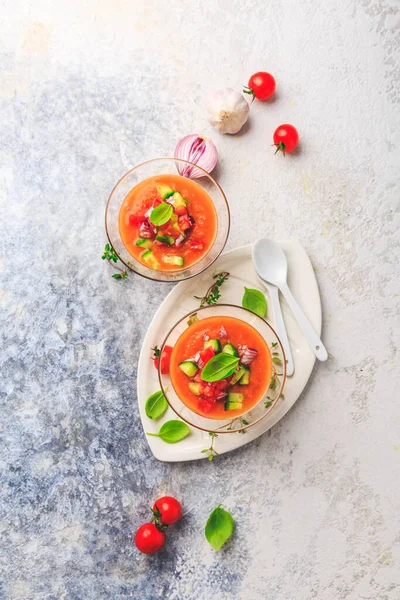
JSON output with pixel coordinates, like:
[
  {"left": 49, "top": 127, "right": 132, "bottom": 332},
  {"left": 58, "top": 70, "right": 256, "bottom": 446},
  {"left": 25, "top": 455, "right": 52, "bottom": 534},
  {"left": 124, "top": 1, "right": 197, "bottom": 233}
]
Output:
[
  {"left": 279, "top": 282, "right": 328, "bottom": 361},
  {"left": 265, "top": 282, "right": 295, "bottom": 376}
]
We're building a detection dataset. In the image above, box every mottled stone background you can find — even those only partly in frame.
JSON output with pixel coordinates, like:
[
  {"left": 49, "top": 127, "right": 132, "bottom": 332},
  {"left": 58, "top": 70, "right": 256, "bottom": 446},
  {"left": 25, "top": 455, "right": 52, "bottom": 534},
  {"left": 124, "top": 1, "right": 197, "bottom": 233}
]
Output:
[{"left": 0, "top": 1, "right": 399, "bottom": 599}]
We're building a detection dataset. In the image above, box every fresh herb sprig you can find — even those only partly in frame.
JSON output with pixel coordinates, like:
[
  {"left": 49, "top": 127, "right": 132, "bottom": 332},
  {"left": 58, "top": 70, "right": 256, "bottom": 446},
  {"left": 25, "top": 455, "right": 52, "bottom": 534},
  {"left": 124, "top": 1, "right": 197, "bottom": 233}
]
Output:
[
  {"left": 195, "top": 272, "right": 230, "bottom": 308},
  {"left": 102, "top": 243, "right": 128, "bottom": 281},
  {"left": 201, "top": 432, "right": 219, "bottom": 461}
]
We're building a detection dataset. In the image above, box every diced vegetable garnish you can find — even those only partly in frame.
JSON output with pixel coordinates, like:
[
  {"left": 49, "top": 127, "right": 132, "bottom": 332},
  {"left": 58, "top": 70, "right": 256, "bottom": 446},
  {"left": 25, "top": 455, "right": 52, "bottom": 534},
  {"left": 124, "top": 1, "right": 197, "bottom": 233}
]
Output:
[
  {"left": 222, "top": 343, "right": 238, "bottom": 357},
  {"left": 224, "top": 395, "right": 244, "bottom": 411},
  {"left": 179, "top": 361, "right": 199, "bottom": 377},
  {"left": 178, "top": 214, "right": 192, "bottom": 231},
  {"left": 155, "top": 234, "right": 175, "bottom": 246},
  {"left": 230, "top": 365, "right": 246, "bottom": 385},
  {"left": 135, "top": 238, "right": 153, "bottom": 249},
  {"left": 238, "top": 366, "right": 250, "bottom": 385},
  {"left": 142, "top": 250, "right": 160, "bottom": 270},
  {"left": 227, "top": 392, "right": 244, "bottom": 403},
  {"left": 171, "top": 191, "right": 186, "bottom": 210},
  {"left": 162, "top": 255, "right": 184, "bottom": 267},
  {"left": 188, "top": 382, "right": 201, "bottom": 395},
  {"left": 204, "top": 339, "right": 221, "bottom": 352},
  {"left": 158, "top": 184, "right": 174, "bottom": 199}
]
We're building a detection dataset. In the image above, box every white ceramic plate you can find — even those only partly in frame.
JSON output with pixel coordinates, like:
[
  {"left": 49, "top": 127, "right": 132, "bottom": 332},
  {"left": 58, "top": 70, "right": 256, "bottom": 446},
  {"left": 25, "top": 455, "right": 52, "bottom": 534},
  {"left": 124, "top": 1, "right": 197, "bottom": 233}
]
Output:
[{"left": 137, "top": 241, "right": 322, "bottom": 462}]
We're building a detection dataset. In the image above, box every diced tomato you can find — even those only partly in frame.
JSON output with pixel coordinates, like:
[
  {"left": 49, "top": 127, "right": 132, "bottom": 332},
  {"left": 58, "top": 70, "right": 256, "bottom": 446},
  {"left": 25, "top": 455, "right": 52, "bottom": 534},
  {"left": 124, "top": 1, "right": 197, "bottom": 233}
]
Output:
[
  {"left": 193, "top": 371, "right": 203, "bottom": 383},
  {"left": 174, "top": 206, "right": 187, "bottom": 216},
  {"left": 189, "top": 239, "right": 204, "bottom": 251},
  {"left": 153, "top": 198, "right": 162, "bottom": 208},
  {"left": 199, "top": 382, "right": 216, "bottom": 398},
  {"left": 198, "top": 399, "right": 215, "bottom": 414},
  {"left": 178, "top": 214, "right": 192, "bottom": 231},
  {"left": 129, "top": 214, "right": 145, "bottom": 226},
  {"left": 198, "top": 346, "right": 214, "bottom": 366},
  {"left": 215, "top": 379, "right": 228, "bottom": 391}
]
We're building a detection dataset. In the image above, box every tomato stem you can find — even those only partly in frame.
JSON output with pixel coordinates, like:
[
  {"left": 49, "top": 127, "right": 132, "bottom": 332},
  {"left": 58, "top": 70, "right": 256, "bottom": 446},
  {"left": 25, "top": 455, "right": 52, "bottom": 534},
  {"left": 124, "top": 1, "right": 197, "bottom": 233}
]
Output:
[
  {"left": 274, "top": 142, "right": 286, "bottom": 156},
  {"left": 242, "top": 86, "right": 256, "bottom": 103}
]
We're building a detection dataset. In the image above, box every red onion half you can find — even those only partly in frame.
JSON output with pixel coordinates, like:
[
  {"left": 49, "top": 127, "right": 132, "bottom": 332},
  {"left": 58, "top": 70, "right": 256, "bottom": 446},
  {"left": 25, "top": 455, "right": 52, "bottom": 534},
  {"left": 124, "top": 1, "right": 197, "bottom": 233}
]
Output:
[{"left": 174, "top": 134, "right": 218, "bottom": 179}]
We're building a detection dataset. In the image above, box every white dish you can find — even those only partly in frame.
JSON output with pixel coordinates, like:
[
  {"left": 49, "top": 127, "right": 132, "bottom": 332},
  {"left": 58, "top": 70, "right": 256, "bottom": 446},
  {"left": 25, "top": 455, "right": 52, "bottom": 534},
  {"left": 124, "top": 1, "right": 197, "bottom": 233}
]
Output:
[{"left": 137, "top": 241, "right": 322, "bottom": 462}]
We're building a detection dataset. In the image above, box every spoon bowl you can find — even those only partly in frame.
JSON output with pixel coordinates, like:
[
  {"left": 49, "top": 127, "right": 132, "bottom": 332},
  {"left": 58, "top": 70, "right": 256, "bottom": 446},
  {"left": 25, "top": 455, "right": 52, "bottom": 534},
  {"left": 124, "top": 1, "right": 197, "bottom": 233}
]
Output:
[{"left": 253, "top": 239, "right": 328, "bottom": 362}]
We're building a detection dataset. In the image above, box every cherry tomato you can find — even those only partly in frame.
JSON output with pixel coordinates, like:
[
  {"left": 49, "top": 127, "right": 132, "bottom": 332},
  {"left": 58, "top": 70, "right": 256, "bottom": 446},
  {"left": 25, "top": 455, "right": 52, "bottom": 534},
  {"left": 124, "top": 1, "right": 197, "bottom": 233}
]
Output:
[
  {"left": 245, "top": 72, "right": 276, "bottom": 101},
  {"left": 273, "top": 124, "right": 299, "bottom": 155},
  {"left": 152, "top": 345, "right": 173, "bottom": 374},
  {"left": 153, "top": 496, "right": 182, "bottom": 525},
  {"left": 134, "top": 523, "right": 165, "bottom": 554}
]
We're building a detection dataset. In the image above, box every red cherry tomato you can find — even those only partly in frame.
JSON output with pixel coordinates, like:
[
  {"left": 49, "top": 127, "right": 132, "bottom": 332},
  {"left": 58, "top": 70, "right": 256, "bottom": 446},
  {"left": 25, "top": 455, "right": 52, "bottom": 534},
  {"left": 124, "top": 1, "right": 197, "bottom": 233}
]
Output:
[
  {"left": 152, "top": 345, "right": 173, "bottom": 374},
  {"left": 246, "top": 72, "right": 276, "bottom": 101},
  {"left": 273, "top": 124, "right": 299, "bottom": 155},
  {"left": 134, "top": 523, "right": 165, "bottom": 554},
  {"left": 153, "top": 496, "right": 182, "bottom": 525}
]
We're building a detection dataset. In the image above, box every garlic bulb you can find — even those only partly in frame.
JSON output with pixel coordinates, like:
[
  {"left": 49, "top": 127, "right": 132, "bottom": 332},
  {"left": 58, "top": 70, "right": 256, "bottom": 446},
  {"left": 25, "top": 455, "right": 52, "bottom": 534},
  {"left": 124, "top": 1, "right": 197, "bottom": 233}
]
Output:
[{"left": 207, "top": 88, "right": 249, "bottom": 134}]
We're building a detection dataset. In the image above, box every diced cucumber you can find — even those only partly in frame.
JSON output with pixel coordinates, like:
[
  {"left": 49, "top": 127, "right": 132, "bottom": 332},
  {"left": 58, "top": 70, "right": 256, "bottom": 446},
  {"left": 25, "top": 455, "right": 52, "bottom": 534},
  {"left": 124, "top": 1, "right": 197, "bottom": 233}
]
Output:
[
  {"left": 227, "top": 392, "right": 244, "bottom": 403},
  {"left": 230, "top": 365, "right": 246, "bottom": 385},
  {"left": 170, "top": 212, "right": 181, "bottom": 232},
  {"left": 172, "top": 191, "right": 186, "bottom": 210},
  {"left": 224, "top": 393, "right": 244, "bottom": 411},
  {"left": 188, "top": 382, "right": 201, "bottom": 396},
  {"left": 135, "top": 238, "right": 153, "bottom": 249},
  {"left": 155, "top": 234, "right": 174, "bottom": 246},
  {"left": 141, "top": 250, "right": 160, "bottom": 270},
  {"left": 238, "top": 366, "right": 250, "bottom": 385},
  {"left": 158, "top": 184, "right": 174, "bottom": 199},
  {"left": 204, "top": 339, "right": 221, "bottom": 352},
  {"left": 179, "top": 361, "right": 199, "bottom": 377},
  {"left": 162, "top": 255, "right": 184, "bottom": 267},
  {"left": 222, "top": 343, "right": 238, "bottom": 357}
]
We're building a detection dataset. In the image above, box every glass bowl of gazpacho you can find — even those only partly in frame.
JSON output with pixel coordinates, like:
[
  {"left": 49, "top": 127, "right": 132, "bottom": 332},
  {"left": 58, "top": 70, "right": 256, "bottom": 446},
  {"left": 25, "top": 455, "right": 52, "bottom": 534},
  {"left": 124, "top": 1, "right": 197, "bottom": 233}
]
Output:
[
  {"left": 159, "top": 305, "right": 286, "bottom": 434},
  {"left": 105, "top": 158, "right": 230, "bottom": 282}
]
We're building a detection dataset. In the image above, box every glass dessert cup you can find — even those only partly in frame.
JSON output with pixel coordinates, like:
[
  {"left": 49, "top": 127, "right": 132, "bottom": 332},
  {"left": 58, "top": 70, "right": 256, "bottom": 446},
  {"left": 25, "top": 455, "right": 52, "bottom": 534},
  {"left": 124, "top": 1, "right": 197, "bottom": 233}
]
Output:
[
  {"left": 159, "top": 305, "right": 287, "bottom": 434},
  {"left": 105, "top": 158, "right": 230, "bottom": 282}
]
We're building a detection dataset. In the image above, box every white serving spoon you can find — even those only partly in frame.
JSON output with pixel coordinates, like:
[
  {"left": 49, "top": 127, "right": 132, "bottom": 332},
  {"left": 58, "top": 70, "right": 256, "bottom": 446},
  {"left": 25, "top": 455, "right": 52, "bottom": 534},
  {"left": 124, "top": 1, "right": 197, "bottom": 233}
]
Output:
[
  {"left": 253, "top": 239, "right": 328, "bottom": 362},
  {"left": 262, "top": 280, "right": 295, "bottom": 376}
]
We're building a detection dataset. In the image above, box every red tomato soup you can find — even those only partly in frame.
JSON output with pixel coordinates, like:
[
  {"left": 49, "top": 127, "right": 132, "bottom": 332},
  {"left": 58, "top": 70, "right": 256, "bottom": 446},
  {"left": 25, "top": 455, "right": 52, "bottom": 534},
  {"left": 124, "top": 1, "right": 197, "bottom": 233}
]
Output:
[
  {"left": 118, "top": 174, "right": 217, "bottom": 271},
  {"left": 170, "top": 316, "right": 272, "bottom": 420}
]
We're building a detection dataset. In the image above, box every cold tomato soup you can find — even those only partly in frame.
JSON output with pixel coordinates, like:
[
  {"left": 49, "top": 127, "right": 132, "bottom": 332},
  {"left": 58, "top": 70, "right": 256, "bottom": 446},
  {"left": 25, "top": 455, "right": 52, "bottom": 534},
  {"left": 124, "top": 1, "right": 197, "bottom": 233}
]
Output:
[
  {"left": 118, "top": 174, "right": 217, "bottom": 271},
  {"left": 170, "top": 316, "right": 272, "bottom": 419}
]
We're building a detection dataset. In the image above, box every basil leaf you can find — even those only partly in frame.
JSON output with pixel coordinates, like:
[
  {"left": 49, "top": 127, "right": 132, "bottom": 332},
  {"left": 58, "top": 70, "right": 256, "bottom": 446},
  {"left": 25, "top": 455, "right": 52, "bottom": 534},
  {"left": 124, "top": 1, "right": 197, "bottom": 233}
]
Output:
[
  {"left": 150, "top": 203, "right": 173, "bottom": 226},
  {"left": 147, "top": 420, "right": 190, "bottom": 443},
  {"left": 205, "top": 505, "right": 234, "bottom": 551},
  {"left": 242, "top": 287, "right": 267, "bottom": 318},
  {"left": 145, "top": 391, "right": 168, "bottom": 420},
  {"left": 201, "top": 354, "right": 239, "bottom": 382}
]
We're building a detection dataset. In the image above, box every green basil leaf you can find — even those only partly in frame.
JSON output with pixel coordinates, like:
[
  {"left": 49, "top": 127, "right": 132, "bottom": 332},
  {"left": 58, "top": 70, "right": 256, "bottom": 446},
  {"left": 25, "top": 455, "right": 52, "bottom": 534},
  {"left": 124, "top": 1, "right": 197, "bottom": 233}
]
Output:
[
  {"left": 205, "top": 505, "right": 234, "bottom": 551},
  {"left": 145, "top": 391, "right": 168, "bottom": 420},
  {"left": 147, "top": 420, "right": 191, "bottom": 443},
  {"left": 150, "top": 202, "right": 173, "bottom": 226},
  {"left": 242, "top": 287, "right": 267, "bottom": 318},
  {"left": 201, "top": 354, "right": 239, "bottom": 382}
]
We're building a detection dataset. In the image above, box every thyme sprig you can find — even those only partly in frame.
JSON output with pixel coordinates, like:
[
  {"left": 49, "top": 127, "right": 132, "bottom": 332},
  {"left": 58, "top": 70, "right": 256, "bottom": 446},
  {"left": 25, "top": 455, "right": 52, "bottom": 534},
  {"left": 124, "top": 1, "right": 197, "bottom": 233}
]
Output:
[
  {"left": 101, "top": 243, "right": 128, "bottom": 281},
  {"left": 201, "top": 432, "right": 219, "bottom": 461},
  {"left": 194, "top": 272, "right": 230, "bottom": 307}
]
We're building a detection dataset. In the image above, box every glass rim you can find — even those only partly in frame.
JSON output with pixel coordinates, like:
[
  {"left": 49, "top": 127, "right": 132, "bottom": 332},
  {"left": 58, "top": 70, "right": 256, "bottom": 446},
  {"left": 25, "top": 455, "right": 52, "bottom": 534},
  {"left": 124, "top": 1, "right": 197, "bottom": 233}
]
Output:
[
  {"left": 157, "top": 304, "right": 287, "bottom": 433},
  {"left": 104, "top": 157, "right": 231, "bottom": 283}
]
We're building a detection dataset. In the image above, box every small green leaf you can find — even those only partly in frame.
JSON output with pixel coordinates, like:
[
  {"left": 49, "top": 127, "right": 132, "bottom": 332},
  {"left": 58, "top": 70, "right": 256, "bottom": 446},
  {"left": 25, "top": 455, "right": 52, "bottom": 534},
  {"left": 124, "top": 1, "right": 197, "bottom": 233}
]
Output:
[
  {"left": 145, "top": 391, "right": 168, "bottom": 420},
  {"left": 280, "top": 393, "right": 285, "bottom": 400},
  {"left": 201, "top": 354, "right": 239, "bottom": 382},
  {"left": 264, "top": 400, "right": 273, "bottom": 408},
  {"left": 147, "top": 420, "right": 190, "bottom": 443},
  {"left": 187, "top": 313, "right": 199, "bottom": 326},
  {"left": 205, "top": 506, "right": 234, "bottom": 551},
  {"left": 150, "top": 202, "right": 173, "bottom": 226},
  {"left": 271, "top": 342, "right": 278, "bottom": 348},
  {"left": 272, "top": 357, "right": 282, "bottom": 365},
  {"left": 242, "top": 287, "right": 267, "bottom": 318}
]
